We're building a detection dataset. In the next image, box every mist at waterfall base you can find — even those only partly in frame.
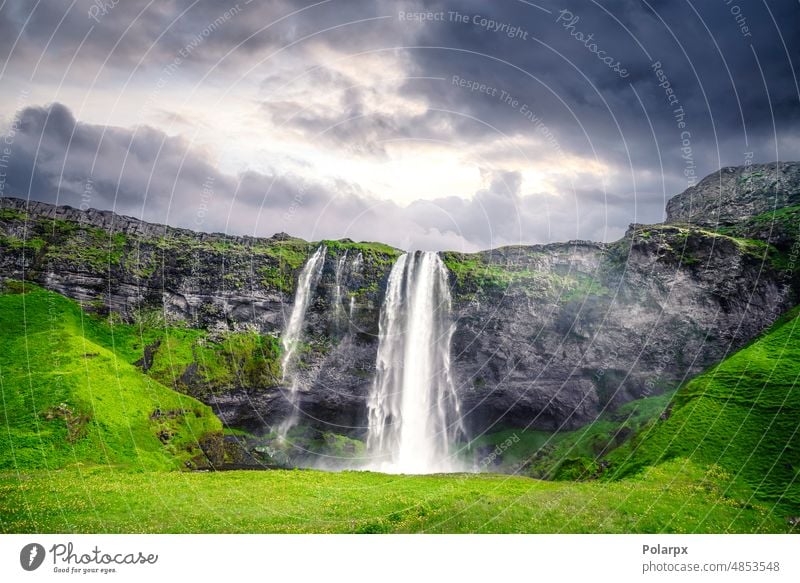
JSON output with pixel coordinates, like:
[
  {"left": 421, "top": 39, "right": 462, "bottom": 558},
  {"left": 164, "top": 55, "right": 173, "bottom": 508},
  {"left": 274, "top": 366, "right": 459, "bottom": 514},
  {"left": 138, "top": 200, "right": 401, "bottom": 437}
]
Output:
[{"left": 276, "top": 248, "right": 469, "bottom": 475}]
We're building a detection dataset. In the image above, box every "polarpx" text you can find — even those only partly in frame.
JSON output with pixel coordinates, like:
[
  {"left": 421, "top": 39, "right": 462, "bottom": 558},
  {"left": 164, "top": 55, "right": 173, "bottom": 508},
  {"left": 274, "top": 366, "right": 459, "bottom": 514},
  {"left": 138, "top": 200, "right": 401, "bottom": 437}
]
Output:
[{"left": 643, "top": 544, "right": 688, "bottom": 557}]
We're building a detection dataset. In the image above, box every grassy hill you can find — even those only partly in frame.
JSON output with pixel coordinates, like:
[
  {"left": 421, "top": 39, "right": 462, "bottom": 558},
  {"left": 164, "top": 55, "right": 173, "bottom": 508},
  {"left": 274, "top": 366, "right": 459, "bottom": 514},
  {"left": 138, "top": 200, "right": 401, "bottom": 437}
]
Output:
[
  {"left": 607, "top": 307, "right": 800, "bottom": 512},
  {"left": 0, "top": 281, "right": 797, "bottom": 533},
  {"left": 0, "top": 282, "right": 222, "bottom": 471},
  {"left": 464, "top": 391, "right": 674, "bottom": 479}
]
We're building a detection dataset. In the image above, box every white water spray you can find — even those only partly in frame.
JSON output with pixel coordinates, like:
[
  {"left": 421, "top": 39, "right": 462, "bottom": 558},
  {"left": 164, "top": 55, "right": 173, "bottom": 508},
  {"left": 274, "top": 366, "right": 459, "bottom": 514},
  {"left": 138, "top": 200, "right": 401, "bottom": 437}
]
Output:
[
  {"left": 332, "top": 250, "right": 348, "bottom": 328},
  {"left": 277, "top": 245, "right": 326, "bottom": 436},
  {"left": 349, "top": 296, "right": 356, "bottom": 319},
  {"left": 366, "top": 251, "right": 466, "bottom": 474},
  {"left": 348, "top": 253, "right": 363, "bottom": 321},
  {"left": 351, "top": 252, "right": 363, "bottom": 271}
]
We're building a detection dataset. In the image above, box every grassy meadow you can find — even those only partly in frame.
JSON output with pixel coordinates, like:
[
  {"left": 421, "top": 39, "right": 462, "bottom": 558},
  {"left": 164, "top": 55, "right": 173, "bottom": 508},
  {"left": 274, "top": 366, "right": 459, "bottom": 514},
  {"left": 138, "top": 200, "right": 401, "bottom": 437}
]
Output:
[
  {"left": 0, "top": 283, "right": 798, "bottom": 533},
  {"left": 0, "top": 460, "right": 788, "bottom": 533}
]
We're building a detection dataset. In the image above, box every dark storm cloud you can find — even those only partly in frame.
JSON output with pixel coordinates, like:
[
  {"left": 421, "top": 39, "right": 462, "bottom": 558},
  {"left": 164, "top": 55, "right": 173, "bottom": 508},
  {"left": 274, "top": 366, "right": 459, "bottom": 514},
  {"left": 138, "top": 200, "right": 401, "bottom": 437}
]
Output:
[
  {"left": 3, "top": 0, "right": 798, "bottom": 159},
  {"left": 0, "top": 103, "right": 417, "bottom": 246},
  {"left": 0, "top": 0, "right": 411, "bottom": 76},
  {"left": 262, "top": 95, "right": 467, "bottom": 158},
  {"left": 0, "top": 103, "right": 231, "bottom": 220},
  {"left": 403, "top": 168, "right": 660, "bottom": 247},
  {"left": 398, "top": 0, "right": 800, "bottom": 199},
  {"left": 1, "top": 1, "right": 798, "bottom": 248},
  {"left": 248, "top": 0, "right": 800, "bottom": 222},
  {"left": 2, "top": 102, "right": 626, "bottom": 250},
  {"left": 0, "top": 102, "right": 373, "bottom": 240}
]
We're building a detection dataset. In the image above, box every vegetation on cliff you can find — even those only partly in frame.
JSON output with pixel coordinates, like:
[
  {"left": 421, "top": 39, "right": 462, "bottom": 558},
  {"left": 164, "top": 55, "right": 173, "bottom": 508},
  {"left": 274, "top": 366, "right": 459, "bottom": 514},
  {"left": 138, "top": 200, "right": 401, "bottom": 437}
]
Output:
[
  {"left": 466, "top": 390, "right": 674, "bottom": 480},
  {"left": 0, "top": 203, "right": 399, "bottom": 298},
  {"left": 0, "top": 282, "right": 222, "bottom": 471},
  {"left": 96, "top": 313, "right": 284, "bottom": 398},
  {"left": 467, "top": 303, "right": 800, "bottom": 520},
  {"left": 441, "top": 248, "right": 611, "bottom": 301},
  {"left": 628, "top": 223, "right": 787, "bottom": 270},
  {"left": 606, "top": 306, "right": 800, "bottom": 511}
]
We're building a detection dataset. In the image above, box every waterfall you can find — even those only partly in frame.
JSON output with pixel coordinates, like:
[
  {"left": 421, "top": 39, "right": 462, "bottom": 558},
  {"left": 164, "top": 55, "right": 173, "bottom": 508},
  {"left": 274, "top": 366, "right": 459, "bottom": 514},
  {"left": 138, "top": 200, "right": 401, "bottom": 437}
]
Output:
[
  {"left": 332, "top": 250, "right": 348, "bottom": 329},
  {"left": 348, "top": 252, "right": 362, "bottom": 321},
  {"left": 366, "top": 251, "right": 466, "bottom": 474},
  {"left": 349, "top": 296, "right": 356, "bottom": 319},
  {"left": 277, "top": 244, "right": 326, "bottom": 437},
  {"left": 351, "top": 252, "right": 363, "bottom": 272}
]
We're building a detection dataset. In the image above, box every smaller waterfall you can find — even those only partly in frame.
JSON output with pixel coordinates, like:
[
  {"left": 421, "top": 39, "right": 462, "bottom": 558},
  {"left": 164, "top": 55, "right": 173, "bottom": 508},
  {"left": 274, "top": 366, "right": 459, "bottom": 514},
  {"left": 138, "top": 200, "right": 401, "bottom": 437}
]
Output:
[
  {"left": 351, "top": 252, "right": 363, "bottom": 271},
  {"left": 332, "top": 250, "right": 348, "bottom": 329},
  {"left": 348, "top": 253, "right": 363, "bottom": 321},
  {"left": 277, "top": 245, "right": 326, "bottom": 437}
]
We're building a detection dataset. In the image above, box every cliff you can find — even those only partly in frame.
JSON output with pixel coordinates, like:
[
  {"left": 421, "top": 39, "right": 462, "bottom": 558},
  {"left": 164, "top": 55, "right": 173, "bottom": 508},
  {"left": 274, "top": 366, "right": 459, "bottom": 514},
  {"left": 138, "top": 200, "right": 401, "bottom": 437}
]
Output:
[
  {"left": 1, "top": 162, "right": 798, "bottom": 444},
  {"left": 665, "top": 161, "right": 800, "bottom": 226}
]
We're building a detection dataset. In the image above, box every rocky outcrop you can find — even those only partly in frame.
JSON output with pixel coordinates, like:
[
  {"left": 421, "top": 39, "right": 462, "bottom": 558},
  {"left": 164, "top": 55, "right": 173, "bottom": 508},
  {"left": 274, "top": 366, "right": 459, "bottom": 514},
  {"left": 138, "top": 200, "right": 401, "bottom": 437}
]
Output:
[
  {"left": 1, "top": 162, "right": 798, "bottom": 441},
  {"left": 449, "top": 227, "right": 792, "bottom": 434},
  {"left": 665, "top": 161, "right": 800, "bottom": 226}
]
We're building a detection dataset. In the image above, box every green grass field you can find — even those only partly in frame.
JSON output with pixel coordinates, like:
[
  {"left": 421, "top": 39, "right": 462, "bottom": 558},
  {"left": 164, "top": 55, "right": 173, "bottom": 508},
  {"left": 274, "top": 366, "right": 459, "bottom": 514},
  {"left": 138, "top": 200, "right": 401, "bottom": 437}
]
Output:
[
  {"left": 0, "top": 460, "right": 788, "bottom": 533},
  {"left": 0, "top": 283, "right": 798, "bottom": 533}
]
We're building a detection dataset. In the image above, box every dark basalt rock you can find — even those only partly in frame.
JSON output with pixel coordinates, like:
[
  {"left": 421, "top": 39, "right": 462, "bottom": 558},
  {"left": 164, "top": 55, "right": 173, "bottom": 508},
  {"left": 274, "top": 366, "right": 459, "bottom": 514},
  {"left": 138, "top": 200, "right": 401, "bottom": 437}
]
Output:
[
  {"left": 448, "top": 229, "right": 793, "bottom": 434},
  {"left": 665, "top": 161, "right": 800, "bottom": 226},
  {"left": 1, "top": 161, "right": 798, "bottom": 439}
]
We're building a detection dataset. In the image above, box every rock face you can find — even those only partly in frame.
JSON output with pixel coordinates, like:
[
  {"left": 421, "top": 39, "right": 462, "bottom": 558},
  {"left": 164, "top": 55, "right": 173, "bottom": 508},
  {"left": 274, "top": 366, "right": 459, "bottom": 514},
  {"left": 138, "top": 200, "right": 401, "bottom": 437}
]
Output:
[
  {"left": 448, "top": 229, "right": 792, "bottom": 434},
  {"left": 1, "top": 162, "right": 798, "bottom": 441},
  {"left": 665, "top": 161, "right": 800, "bottom": 226}
]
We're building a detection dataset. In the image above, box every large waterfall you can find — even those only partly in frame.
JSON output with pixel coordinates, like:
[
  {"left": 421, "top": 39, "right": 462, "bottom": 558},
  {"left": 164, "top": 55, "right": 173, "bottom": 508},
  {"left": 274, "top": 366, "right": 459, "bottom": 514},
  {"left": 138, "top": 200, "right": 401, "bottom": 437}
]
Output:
[
  {"left": 366, "top": 251, "right": 466, "bottom": 474},
  {"left": 277, "top": 245, "right": 326, "bottom": 437}
]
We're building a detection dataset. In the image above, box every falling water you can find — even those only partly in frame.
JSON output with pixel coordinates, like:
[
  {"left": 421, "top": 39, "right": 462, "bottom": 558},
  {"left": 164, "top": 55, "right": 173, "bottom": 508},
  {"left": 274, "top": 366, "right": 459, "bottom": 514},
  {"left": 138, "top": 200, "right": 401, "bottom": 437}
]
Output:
[
  {"left": 348, "top": 252, "right": 363, "bottom": 321},
  {"left": 277, "top": 244, "right": 326, "bottom": 436},
  {"left": 366, "top": 251, "right": 466, "bottom": 474},
  {"left": 351, "top": 252, "right": 363, "bottom": 272},
  {"left": 332, "top": 250, "right": 348, "bottom": 328},
  {"left": 349, "top": 296, "right": 356, "bottom": 319}
]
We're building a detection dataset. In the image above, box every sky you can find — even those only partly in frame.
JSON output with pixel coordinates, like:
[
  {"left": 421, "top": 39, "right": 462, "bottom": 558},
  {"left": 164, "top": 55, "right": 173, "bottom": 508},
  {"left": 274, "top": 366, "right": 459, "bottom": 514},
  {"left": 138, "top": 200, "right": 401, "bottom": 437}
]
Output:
[{"left": 0, "top": 0, "right": 798, "bottom": 252}]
